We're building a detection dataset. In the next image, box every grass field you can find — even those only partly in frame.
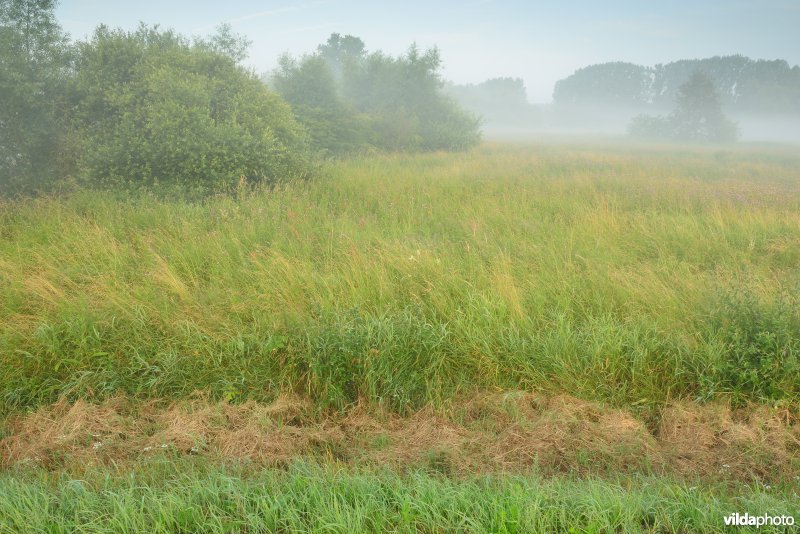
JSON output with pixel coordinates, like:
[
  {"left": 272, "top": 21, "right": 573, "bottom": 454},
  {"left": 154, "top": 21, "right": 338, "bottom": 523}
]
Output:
[{"left": 1, "top": 142, "right": 799, "bottom": 531}]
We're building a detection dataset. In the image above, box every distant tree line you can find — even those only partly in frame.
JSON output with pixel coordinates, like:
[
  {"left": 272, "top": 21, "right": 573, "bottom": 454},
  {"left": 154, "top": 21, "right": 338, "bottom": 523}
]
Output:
[
  {"left": 0, "top": 1, "right": 480, "bottom": 196},
  {"left": 553, "top": 55, "right": 800, "bottom": 115}
]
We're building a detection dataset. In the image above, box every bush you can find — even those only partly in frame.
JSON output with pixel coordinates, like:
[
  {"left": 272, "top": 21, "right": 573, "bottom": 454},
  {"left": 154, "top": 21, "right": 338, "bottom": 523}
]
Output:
[
  {"left": 706, "top": 286, "right": 800, "bottom": 403},
  {"left": 69, "top": 25, "right": 311, "bottom": 193},
  {"left": 627, "top": 114, "right": 671, "bottom": 140}
]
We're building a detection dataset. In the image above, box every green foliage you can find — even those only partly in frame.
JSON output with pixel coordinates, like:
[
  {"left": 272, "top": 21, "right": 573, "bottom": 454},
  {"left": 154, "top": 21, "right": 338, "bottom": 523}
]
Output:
[
  {"left": 316, "top": 32, "right": 365, "bottom": 80},
  {"left": 628, "top": 72, "right": 739, "bottom": 142},
  {"left": 707, "top": 286, "right": 800, "bottom": 403},
  {"left": 68, "top": 25, "right": 311, "bottom": 193},
  {"left": 0, "top": 0, "right": 71, "bottom": 193},
  {"left": 270, "top": 35, "right": 481, "bottom": 154},
  {"left": 343, "top": 45, "right": 481, "bottom": 151},
  {"left": 300, "top": 308, "right": 461, "bottom": 412},
  {"left": 204, "top": 23, "right": 251, "bottom": 63},
  {"left": 4, "top": 11, "right": 481, "bottom": 194},
  {"left": 271, "top": 54, "right": 369, "bottom": 155}
]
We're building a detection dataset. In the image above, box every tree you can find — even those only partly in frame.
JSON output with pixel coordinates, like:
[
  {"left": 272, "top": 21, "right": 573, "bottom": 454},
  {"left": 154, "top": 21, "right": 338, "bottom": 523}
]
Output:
[
  {"left": 670, "top": 72, "right": 738, "bottom": 142},
  {"left": 270, "top": 53, "right": 368, "bottom": 154},
  {"left": 317, "top": 33, "right": 364, "bottom": 81},
  {"left": 553, "top": 62, "right": 650, "bottom": 107},
  {"left": 202, "top": 23, "right": 251, "bottom": 64},
  {"left": 271, "top": 35, "right": 480, "bottom": 153},
  {"left": 628, "top": 71, "right": 738, "bottom": 142},
  {"left": 0, "top": 0, "right": 70, "bottom": 193},
  {"left": 556, "top": 56, "right": 800, "bottom": 116}
]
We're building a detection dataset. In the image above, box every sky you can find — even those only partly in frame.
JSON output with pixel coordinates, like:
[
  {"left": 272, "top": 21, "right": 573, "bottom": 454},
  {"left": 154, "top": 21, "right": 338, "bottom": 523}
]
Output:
[{"left": 55, "top": 0, "right": 800, "bottom": 103}]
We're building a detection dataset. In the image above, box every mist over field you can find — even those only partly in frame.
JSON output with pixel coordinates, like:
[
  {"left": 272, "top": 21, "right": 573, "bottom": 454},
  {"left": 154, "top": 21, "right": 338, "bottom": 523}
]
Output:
[
  {"left": 44, "top": 0, "right": 800, "bottom": 147},
  {"left": 444, "top": 56, "right": 800, "bottom": 143},
  {"left": 2, "top": 1, "right": 800, "bottom": 532}
]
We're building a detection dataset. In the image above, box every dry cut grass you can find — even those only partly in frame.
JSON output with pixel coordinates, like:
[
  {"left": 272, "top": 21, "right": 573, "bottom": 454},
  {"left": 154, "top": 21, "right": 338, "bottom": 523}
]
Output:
[{"left": 3, "top": 393, "right": 798, "bottom": 484}]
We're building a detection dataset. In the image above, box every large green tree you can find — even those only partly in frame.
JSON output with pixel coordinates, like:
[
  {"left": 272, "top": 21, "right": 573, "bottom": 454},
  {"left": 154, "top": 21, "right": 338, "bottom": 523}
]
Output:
[
  {"left": 271, "top": 35, "right": 480, "bottom": 154},
  {"left": 0, "top": 0, "right": 70, "bottom": 193},
  {"left": 346, "top": 45, "right": 480, "bottom": 151}
]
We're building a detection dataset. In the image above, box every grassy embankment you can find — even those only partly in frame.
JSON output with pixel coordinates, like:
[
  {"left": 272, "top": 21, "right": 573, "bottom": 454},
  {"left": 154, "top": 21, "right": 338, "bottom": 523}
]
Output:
[
  {"left": 1, "top": 143, "right": 799, "bottom": 531},
  {"left": 2, "top": 143, "right": 799, "bottom": 411}
]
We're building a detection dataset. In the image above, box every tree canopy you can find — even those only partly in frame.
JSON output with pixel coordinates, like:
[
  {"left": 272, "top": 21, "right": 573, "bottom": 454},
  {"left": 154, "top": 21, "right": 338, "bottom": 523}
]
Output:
[
  {"left": 629, "top": 72, "right": 738, "bottom": 142},
  {"left": 2, "top": 6, "right": 481, "bottom": 196},
  {"left": 0, "top": 0, "right": 70, "bottom": 192},
  {"left": 269, "top": 35, "right": 481, "bottom": 154}
]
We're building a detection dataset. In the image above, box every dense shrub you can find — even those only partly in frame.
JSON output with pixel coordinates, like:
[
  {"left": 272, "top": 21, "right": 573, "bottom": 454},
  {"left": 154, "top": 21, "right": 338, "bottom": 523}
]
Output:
[
  {"left": 707, "top": 286, "right": 800, "bottom": 403},
  {"left": 68, "top": 25, "right": 312, "bottom": 193}
]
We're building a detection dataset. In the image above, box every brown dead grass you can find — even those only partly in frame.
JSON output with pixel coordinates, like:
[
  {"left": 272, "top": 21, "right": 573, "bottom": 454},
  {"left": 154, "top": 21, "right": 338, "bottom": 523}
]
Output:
[
  {"left": 2, "top": 392, "right": 798, "bottom": 483},
  {"left": 658, "top": 400, "right": 800, "bottom": 481},
  {"left": 477, "top": 394, "right": 662, "bottom": 474}
]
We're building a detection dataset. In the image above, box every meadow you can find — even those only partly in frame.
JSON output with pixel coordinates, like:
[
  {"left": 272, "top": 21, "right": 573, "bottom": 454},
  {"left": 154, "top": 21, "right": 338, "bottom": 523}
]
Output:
[{"left": 1, "top": 142, "right": 799, "bottom": 531}]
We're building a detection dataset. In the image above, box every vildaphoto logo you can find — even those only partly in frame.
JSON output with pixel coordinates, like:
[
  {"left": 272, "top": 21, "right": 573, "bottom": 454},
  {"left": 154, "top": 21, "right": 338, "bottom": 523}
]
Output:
[{"left": 723, "top": 513, "right": 795, "bottom": 528}]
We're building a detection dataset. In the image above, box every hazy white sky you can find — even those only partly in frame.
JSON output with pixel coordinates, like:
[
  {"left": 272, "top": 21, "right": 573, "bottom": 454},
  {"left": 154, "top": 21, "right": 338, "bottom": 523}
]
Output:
[{"left": 55, "top": 1, "right": 800, "bottom": 102}]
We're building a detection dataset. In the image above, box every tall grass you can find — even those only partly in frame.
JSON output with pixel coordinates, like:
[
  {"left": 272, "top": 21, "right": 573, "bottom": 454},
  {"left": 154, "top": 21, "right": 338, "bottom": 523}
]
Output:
[{"left": 1, "top": 143, "right": 799, "bottom": 412}]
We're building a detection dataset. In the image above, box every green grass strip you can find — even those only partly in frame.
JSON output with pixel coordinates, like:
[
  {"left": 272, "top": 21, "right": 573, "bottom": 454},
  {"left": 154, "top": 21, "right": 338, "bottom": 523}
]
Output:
[{"left": 0, "top": 460, "right": 797, "bottom": 533}]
